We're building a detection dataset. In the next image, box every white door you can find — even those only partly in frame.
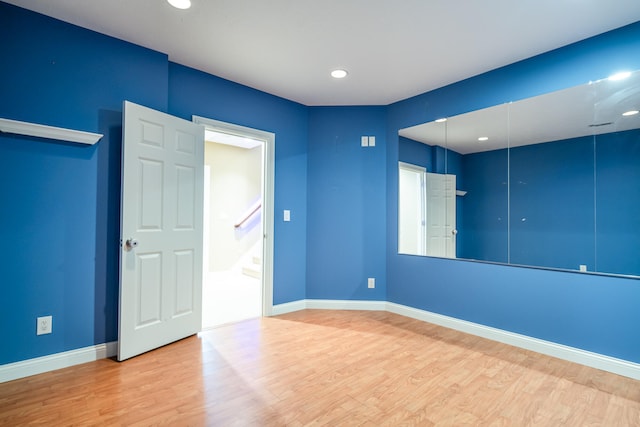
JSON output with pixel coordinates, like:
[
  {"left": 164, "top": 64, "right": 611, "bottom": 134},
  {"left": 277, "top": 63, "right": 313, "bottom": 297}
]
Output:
[
  {"left": 118, "top": 101, "right": 204, "bottom": 361},
  {"left": 426, "top": 172, "right": 456, "bottom": 258}
]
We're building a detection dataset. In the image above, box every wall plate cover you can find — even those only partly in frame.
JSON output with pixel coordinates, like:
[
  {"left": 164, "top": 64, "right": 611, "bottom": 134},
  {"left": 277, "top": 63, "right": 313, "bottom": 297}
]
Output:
[{"left": 37, "top": 316, "right": 52, "bottom": 335}]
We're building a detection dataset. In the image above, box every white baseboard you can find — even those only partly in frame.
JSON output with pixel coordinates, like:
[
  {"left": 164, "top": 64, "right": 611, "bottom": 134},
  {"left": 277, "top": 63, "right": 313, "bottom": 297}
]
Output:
[
  {"left": 385, "top": 302, "right": 640, "bottom": 380},
  {"left": 272, "top": 299, "right": 386, "bottom": 314},
  {"left": 0, "top": 341, "right": 117, "bottom": 384},
  {"left": 305, "top": 299, "right": 387, "bottom": 311},
  {"left": 271, "top": 299, "right": 640, "bottom": 380},
  {"left": 271, "top": 299, "right": 307, "bottom": 315},
  {"left": 5, "top": 300, "right": 639, "bottom": 383}
]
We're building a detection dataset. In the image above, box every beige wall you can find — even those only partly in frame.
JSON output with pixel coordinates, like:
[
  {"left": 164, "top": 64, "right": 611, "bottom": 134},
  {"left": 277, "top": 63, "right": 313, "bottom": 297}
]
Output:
[{"left": 205, "top": 141, "right": 262, "bottom": 271}]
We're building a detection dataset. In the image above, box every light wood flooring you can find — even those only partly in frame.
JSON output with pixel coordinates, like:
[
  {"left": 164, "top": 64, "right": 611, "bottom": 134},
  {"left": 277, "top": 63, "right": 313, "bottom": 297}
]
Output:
[{"left": 1, "top": 310, "right": 639, "bottom": 426}]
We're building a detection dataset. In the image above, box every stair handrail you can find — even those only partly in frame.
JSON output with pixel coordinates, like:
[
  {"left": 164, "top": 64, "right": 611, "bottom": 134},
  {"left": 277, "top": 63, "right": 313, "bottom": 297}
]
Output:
[{"left": 234, "top": 201, "right": 262, "bottom": 228}]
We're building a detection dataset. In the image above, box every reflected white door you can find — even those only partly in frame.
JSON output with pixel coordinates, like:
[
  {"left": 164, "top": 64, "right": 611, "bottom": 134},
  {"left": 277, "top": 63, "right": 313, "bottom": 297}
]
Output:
[
  {"left": 118, "top": 101, "right": 204, "bottom": 361},
  {"left": 398, "top": 163, "right": 426, "bottom": 255},
  {"left": 426, "top": 172, "right": 456, "bottom": 258}
]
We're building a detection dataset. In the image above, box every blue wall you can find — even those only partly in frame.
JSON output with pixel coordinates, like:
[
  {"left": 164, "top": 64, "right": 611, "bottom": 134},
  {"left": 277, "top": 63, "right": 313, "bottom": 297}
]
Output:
[
  {"left": 459, "top": 148, "right": 509, "bottom": 263},
  {"left": 306, "top": 107, "right": 387, "bottom": 300},
  {"left": 0, "top": 2, "right": 169, "bottom": 365},
  {"left": 510, "top": 136, "right": 595, "bottom": 270},
  {"left": 387, "top": 21, "right": 640, "bottom": 362},
  {"left": 166, "top": 63, "right": 309, "bottom": 305},
  {"left": 405, "top": 128, "right": 640, "bottom": 275},
  {"left": 1, "top": 1, "right": 639, "bottom": 368},
  {"left": 457, "top": 136, "right": 596, "bottom": 269},
  {"left": 398, "top": 136, "right": 433, "bottom": 171},
  {"left": 398, "top": 137, "right": 462, "bottom": 177},
  {"left": 401, "top": 127, "right": 640, "bottom": 276},
  {"left": 0, "top": 2, "right": 307, "bottom": 365},
  {"left": 595, "top": 129, "right": 640, "bottom": 276}
]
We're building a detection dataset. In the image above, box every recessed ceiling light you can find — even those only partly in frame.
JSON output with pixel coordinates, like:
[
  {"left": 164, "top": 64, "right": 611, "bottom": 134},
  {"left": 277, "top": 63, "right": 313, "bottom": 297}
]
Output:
[
  {"left": 435, "top": 118, "right": 447, "bottom": 123},
  {"left": 622, "top": 110, "right": 639, "bottom": 116},
  {"left": 167, "top": 0, "right": 191, "bottom": 9},
  {"left": 478, "top": 136, "right": 489, "bottom": 141},
  {"left": 608, "top": 71, "right": 631, "bottom": 81},
  {"left": 331, "top": 69, "right": 348, "bottom": 79}
]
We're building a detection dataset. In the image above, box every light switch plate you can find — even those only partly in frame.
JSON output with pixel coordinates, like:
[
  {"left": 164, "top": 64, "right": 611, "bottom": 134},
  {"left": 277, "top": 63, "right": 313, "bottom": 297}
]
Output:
[
  {"left": 284, "top": 210, "right": 291, "bottom": 222},
  {"left": 37, "top": 316, "right": 52, "bottom": 335}
]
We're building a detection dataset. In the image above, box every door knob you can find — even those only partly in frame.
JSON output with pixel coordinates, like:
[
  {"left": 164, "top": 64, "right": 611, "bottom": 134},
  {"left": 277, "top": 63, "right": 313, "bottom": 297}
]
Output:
[
  {"left": 451, "top": 229, "right": 458, "bottom": 235},
  {"left": 125, "top": 238, "right": 139, "bottom": 250}
]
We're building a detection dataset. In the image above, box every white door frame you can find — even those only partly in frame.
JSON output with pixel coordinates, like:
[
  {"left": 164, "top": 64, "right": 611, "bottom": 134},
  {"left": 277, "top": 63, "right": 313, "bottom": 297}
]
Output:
[
  {"left": 398, "top": 162, "right": 427, "bottom": 256},
  {"left": 192, "top": 116, "right": 274, "bottom": 316}
]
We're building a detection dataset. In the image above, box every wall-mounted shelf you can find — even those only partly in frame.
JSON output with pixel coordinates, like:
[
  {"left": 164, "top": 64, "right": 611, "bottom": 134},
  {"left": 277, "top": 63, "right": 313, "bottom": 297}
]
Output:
[{"left": 0, "top": 118, "right": 103, "bottom": 145}]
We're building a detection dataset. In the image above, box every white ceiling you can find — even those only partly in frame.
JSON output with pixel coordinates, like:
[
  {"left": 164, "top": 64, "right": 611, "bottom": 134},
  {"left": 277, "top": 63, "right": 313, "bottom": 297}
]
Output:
[
  {"left": 5, "top": 0, "right": 640, "bottom": 106},
  {"left": 399, "top": 71, "right": 640, "bottom": 155}
]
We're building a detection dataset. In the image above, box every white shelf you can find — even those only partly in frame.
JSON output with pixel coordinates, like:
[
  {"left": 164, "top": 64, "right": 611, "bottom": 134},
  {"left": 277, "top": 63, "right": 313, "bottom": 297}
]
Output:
[{"left": 0, "top": 118, "right": 103, "bottom": 145}]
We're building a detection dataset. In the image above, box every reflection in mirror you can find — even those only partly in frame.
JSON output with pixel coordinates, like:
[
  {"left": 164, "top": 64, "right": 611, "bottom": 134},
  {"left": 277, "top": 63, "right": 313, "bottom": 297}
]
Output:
[
  {"left": 398, "top": 70, "right": 640, "bottom": 277},
  {"left": 447, "top": 104, "right": 509, "bottom": 263},
  {"left": 508, "top": 81, "right": 597, "bottom": 271},
  {"left": 593, "top": 72, "right": 640, "bottom": 276},
  {"left": 398, "top": 162, "right": 426, "bottom": 255},
  {"left": 399, "top": 104, "right": 509, "bottom": 261},
  {"left": 398, "top": 119, "right": 458, "bottom": 258}
]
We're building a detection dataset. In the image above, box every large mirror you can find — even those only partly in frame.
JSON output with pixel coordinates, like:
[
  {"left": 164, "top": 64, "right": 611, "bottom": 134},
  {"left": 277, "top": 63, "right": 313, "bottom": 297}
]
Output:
[{"left": 398, "top": 70, "right": 640, "bottom": 277}]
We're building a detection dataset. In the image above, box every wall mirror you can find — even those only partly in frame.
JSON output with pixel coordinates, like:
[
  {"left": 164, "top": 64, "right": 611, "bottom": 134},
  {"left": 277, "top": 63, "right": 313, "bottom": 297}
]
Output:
[{"left": 398, "top": 70, "right": 640, "bottom": 277}]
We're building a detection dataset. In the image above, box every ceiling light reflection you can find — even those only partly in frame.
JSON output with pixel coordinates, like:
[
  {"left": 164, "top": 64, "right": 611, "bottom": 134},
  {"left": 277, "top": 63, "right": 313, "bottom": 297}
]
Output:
[
  {"left": 331, "top": 69, "right": 348, "bottom": 79},
  {"left": 608, "top": 71, "right": 631, "bottom": 81},
  {"left": 167, "top": 0, "right": 191, "bottom": 9}
]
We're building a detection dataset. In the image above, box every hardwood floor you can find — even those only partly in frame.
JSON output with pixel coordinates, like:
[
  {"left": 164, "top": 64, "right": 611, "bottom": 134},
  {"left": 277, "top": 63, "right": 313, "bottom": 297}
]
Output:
[{"left": 1, "top": 310, "right": 639, "bottom": 426}]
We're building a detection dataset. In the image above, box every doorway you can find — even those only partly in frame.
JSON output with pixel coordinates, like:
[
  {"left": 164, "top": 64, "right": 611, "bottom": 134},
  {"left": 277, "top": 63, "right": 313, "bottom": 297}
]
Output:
[
  {"left": 194, "top": 116, "right": 275, "bottom": 329},
  {"left": 398, "top": 162, "right": 457, "bottom": 258}
]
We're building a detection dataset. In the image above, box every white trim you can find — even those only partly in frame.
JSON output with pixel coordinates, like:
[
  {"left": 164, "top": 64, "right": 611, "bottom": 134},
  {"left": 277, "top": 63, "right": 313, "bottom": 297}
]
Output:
[
  {"left": 385, "top": 302, "right": 640, "bottom": 380},
  {"left": 0, "top": 118, "right": 103, "bottom": 145},
  {"left": 305, "top": 299, "right": 387, "bottom": 311},
  {"left": 269, "top": 299, "right": 640, "bottom": 380},
  {"left": 5, "top": 301, "right": 639, "bottom": 383},
  {"left": 192, "top": 115, "right": 275, "bottom": 317},
  {"left": 0, "top": 341, "right": 117, "bottom": 383},
  {"left": 398, "top": 161, "right": 426, "bottom": 173},
  {"left": 271, "top": 300, "right": 307, "bottom": 315},
  {"left": 271, "top": 299, "right": 387, "bottom": 315}
]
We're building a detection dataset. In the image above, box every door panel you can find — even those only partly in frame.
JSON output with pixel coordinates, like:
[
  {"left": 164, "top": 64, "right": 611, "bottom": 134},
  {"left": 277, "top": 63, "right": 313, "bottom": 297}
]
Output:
[
  {"left": 137, "top": 252, "right": 162, "bottom": 327},
  {"left": 174, "top": 249, "right": 195, "bottom": 316},
  {"left": 139, "top": 159, "right": 163, "bottom": 229},
  {"left": 176, "top": 165, "right": 196, "bottom": 228},
  {"left": 426, "top": 173, "right": 456, "bottom": 258},
  {"left": 119, "top": 101, "right": 204, "bottom": 361}
]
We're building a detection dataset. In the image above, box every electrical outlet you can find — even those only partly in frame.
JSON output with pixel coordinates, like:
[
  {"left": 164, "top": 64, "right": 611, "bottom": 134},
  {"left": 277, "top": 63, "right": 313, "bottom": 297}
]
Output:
[
  {"left": 368, "top": 278, "right": 375, "bottom": 289},
  {"left": 37, "top": 316, "right": 52, "bottom": 335}
]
